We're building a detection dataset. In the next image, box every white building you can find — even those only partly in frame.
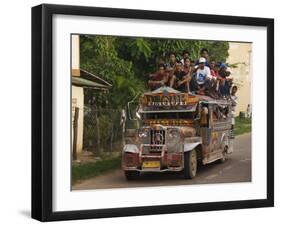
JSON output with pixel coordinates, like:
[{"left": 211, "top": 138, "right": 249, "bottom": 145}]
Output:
[
  {"left": 71, "top": 35, "right": 111, "bottom": 154},
  {"left": 227, "top": 42, "right": 252, "bottom": 116}
]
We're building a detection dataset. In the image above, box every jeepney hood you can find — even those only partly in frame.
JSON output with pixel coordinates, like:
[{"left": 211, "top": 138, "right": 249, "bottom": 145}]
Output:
[
  {"left": 179, "top": 126, "right": 196, "bottom": 137},
  {"left": 139, "top": 124, "right": 196, "bottom": 138}
]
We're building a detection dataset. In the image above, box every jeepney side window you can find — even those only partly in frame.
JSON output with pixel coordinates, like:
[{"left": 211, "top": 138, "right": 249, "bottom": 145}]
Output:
[
  {"left": 212, "top": 105, "right": 218, "bottom": 121},
  {"left": 213, "top": 104, "right": 229, "bottom": 121}
]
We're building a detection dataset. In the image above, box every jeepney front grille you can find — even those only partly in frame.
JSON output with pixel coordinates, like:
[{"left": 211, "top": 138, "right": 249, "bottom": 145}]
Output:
[{"left": 150, "top": 129, "right": 166, "bottom": 145}]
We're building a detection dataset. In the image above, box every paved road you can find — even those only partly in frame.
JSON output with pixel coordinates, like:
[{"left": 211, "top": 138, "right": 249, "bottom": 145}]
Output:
[{"left": 73, "top": 133, "right": 251, "bottom": 190}]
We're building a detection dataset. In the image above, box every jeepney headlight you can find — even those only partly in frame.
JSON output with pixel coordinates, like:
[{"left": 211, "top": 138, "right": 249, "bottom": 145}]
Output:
[
  {"left": 168, "top": 128, "right": 179, "bottom": 138},
  {"left": 138, "top": 128, "right": 149, "bottom": 138}
]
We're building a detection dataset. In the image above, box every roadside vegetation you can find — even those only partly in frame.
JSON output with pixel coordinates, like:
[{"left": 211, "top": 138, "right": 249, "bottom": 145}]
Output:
[
  {"left": 234, "top": 117, "right": 251, "bottom": 136},
  {"left": 72, "top": 155, "right": 121, "bottom": 185}
]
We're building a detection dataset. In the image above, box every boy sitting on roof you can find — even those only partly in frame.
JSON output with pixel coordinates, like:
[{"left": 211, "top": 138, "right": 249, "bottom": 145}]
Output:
[
  {"left": 193, "top": 57, "right": 212, "bottom": 95},
  {"left": 148, "top": 63, "right": 169, "bottom": 91},
  {"left": 169, "top": 60, "right": 190, "bottom": 92}
]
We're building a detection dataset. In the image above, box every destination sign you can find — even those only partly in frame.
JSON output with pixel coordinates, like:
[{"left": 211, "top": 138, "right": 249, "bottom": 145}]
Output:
[{"left": 140, "top": 93, "right": 198, "bottom": 107}]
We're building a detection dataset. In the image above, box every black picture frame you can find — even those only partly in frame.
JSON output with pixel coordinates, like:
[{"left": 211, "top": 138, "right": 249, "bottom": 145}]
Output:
[{"left": 31, "top": 4, "right": 274, "bottom": 222}]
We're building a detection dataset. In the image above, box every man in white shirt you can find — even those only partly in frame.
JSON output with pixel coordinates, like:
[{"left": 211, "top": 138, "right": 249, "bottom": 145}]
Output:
[{"left": 194, "top": 57, "right": 212, "bottom": 95}]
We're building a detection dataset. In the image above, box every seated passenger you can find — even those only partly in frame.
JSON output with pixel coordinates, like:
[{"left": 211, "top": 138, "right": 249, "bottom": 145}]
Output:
[
  {"left": 166, "top": 51, "right": 177, "bottom": 71},
  {"left": 182, "top": 57, "right": 193, "bottom": 92},
  {"left": 218, "top": 63, "right": 233, "bottom": 96},
  {"left": 183, "top": 57, "right": 192, "bottom": 74},
  {"left": 210, "top": 60, "right": 218, "bottom": 77},
  {"left": 193, "top": 57, "right": 212, "bottom": 95},
  {"left": 207, "top": 60, "right": 221, "bottom": 98},
  {"left": 169, "top": 60, "right": 189, "bottom": 92},
  {"left": 195, "top": 48, "right": 210, "bottom": 67},
  {"left": 218, "top": 63, "right": 227, "bottom": 95},
  {"left": 213, "top": 63, "right": 221, "bottom": 91},
  {"left": 148, "top": 64, "right": 169, "bottom": 91},
  {"left": 180, "top": 50, "right": 191, "bottom": 65}
]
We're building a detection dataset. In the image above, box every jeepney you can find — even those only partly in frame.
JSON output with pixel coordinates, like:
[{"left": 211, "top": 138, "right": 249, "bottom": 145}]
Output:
[{"left": 122, "top": 86, "right": 234, "bottom": 180}]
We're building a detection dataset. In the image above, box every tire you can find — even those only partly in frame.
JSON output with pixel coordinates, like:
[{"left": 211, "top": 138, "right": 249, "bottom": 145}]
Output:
[
  {"left": 219, "top": 149, "right": 227, "bottom": 163},
  {"left": 124, "top": 170, "right": 140, "bottom": 180},
  {"left": 183, "top": 149, "right": 197, "bottom": 179},
  {"left": 219, "top": 135, "right": 229, "bottom": 163}
]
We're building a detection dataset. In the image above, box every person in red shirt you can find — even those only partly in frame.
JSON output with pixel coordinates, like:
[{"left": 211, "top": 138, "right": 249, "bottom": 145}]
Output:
[
  {"left": 209, "top": 61, "right": 222, "bottom": 93},
  {"left": 148, "top": 64, "right": 169, "bottom": 91},
  {"left": 210, "top": 60, "right": 218, "bottom": 77},
  {"left": 181, "top": 50, "right": 191, "bottom": 65},
  {"left": 182, "top": 57, "right": 193, "bottom": 92}
]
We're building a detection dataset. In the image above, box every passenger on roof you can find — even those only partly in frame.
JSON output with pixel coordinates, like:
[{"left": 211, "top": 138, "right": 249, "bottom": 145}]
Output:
[
  {"left": 193, "top": 57, "right": 212, "bottom": 95},
  {"left": 180, "top": 50, "right": 191, "bottom": 65},
  {"left": 213, "top": 62, "right": 221, "bottom": 92},
  {"left": 166, "top": 51, "right": 177, "bottom": 71},
  {"left": 195, "top": 48, "right": 210, "bottom": 67},
  {"left": 169, "top": 60, "right": 189, "bottom": 92},
  {"left": 218, "top": 63, "right": 233, "bottom": 96},
  {"left": 206, "top": 60, "right": 222, "bottom": 98},
  {"left": 182, "top": 57, "right": 193, "bottom": 92},
  {"left": 209, "top": 60, "right": 217, "bottom": 77},
  {"left": 148, "top": 63, "right": 169, "bottom": 91}
]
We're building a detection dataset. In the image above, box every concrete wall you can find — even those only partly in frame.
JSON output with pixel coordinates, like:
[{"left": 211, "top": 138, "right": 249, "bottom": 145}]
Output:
[
  {"left": 71, "top": 34, "right": 84, "bottom": 153},
  {"left": 72, "top": 35, "right": 80, "bottom": 75},
  {"left": 72, "top": 86, "right": 84, "bottom": 153},
  {"left": 227, "top": 42, "right": 252, "bottom": 116}
]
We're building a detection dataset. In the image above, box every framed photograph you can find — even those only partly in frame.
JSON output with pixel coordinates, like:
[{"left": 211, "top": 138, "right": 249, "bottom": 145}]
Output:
[{"left": 32, "top": 4, "right": 274, "bottom": 221}]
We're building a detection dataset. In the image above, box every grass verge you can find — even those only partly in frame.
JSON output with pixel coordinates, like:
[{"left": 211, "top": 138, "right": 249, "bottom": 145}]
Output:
[
  {"left": 234, "top": 117, "right": 251, "bottom": 136},
  {"left": 72, "top": 155, "right": 121, "bottom": 185}
]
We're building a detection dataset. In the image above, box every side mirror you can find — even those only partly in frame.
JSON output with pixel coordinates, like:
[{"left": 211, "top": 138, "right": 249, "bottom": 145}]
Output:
[
  {"left": 128, "top": 101, "right": 139, "bottom": 120},
  {"left": 127, "top": 93, "right": 141, "bottom": 120}
]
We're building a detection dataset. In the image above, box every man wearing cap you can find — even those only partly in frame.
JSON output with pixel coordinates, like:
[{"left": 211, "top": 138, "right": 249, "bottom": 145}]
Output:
[{"left": 193, "top": 57, "right": 212, "bottom": 95}]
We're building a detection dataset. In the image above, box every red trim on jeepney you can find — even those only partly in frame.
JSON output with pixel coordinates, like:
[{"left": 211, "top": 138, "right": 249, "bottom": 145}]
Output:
[{"left": 123, "top": 144, "right": 184, "bottom": 170}]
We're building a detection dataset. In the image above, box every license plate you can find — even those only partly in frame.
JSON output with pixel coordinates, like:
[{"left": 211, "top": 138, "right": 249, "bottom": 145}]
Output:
[{"left": 142, "top": 161, "right": 160, "bottom": 168}]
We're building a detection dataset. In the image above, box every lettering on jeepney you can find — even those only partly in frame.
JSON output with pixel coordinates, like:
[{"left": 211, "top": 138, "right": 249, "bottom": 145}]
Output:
[
  {"left": 161, "top": 96, "right": 170, "bottom": 106},
  {"left": 142, "top": 94, "right": 190, "bottom": 107}
]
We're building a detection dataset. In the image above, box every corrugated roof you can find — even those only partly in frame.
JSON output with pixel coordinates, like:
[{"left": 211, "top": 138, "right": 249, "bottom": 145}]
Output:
[
  {"left": 72, "top": 76, "right": 110, "bottom": 89},
  {"left": 80, "top": 69, "right": 112, "bottom": 87}
]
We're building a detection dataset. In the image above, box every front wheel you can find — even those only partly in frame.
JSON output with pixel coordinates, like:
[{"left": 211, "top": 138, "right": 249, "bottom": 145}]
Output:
[
  {"left": 183, "top": 149, "right": 197, "bottom": 179},
  {"left": 124, "top": 170, "right": 140, "bottom": 180}
]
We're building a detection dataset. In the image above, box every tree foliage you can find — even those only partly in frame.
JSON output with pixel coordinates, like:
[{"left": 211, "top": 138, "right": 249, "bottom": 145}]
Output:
[{"left": 80, "top": 35, "right": 229, "bottom": 109}]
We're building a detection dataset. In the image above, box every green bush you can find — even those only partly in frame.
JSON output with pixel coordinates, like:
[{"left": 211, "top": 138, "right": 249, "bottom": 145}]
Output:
[{"left": 234, "top": 117, "right": 251, "bottom": 136}]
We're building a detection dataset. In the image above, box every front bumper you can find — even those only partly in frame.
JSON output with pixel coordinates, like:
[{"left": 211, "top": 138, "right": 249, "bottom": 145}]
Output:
[{"left": 122, "top": 144, "right": 183, "bottom": 172}]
